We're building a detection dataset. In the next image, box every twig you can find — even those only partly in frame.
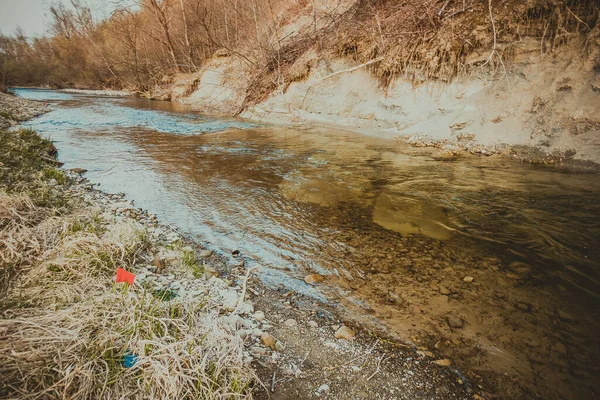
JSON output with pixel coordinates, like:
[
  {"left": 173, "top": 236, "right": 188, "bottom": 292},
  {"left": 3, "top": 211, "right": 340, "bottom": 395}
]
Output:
[
  {"left": 566, "top": 6, "right": 590, "bottom": 31},
  {"left": 366, "top": 355, "right": 386, "bottom": 381},
  {"left": 480, "top": 0, "right": 497, "bottom": 68},
  {"left": 231, "top": 265, "right": 259, "bottom": 315},
  {"left": 271, "top": 370, "right": 277, "bottom": 392},
  {"left": 438, "top": 0, "right": 451, "bottom": 17}
]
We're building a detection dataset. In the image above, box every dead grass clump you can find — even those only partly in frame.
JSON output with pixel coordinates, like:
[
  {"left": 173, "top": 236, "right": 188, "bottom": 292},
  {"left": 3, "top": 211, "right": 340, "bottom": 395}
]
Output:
[{"left": 0, "top": 216, "right": 255, "bottom": 399}]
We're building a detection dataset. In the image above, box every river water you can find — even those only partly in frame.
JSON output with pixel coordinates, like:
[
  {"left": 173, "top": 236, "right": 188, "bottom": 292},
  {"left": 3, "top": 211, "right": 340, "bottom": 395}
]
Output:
[{"left": 15, "top": 88, "right": 600, "bottom": 398}]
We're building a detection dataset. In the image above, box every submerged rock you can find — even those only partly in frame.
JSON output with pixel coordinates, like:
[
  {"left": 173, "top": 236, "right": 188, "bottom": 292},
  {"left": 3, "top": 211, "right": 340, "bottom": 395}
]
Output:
[
  {"left": 446, "top": 315, "right": 464, "bottom": 329},
  {"left": 304, "top": 274, "right": 325, "bottom": 284},
  {"left": 433, "top": 359, "right": 452, "bottom": 366}
]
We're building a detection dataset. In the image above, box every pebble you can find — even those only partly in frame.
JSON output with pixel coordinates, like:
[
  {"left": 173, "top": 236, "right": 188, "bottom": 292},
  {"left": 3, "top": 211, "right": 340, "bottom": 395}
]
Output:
[
  {"left": 557, "top": 309, "right": 577, "bottom": 322},
  {"left": 284, "top": 319, "right": 298, "bottom": 327},
  {"left": 219, "top": 289, "right": 239, "bottom": 311},
  {"left": 446, "top": 315, "right": 464, "bottom": 329},
  {"left": 252, "top": 311, "right": 265, "bottom": 321},
  {"left": 439, "top": 286, "right": 451, "bottom": 295},
  {"left": 199, "top": 249, "right": 213, "bottom": 258},
  {"left": 153, "top": 255, "right": 166, "bottom": 273},
  {"left": 260, "top": 333, "right": 277, "bottom": 350},
  {"left": 304, "top": 274, "right": 325, "bottom": 284},
  {"left": 316, "top": 384, "right": 330, "bottom": 394},
  {"left": 308, "top": 320, "right": 318, "bottom": 328},
  {"left": 433, "top": 359, "right": 452, "bottom": 366},
  {"left": 203, "top": 266, "right": 218, "bottom": 279},
  {"left": 463, "top": 276, "right": 474, "bottom": 283},
  {"left": 334, "top": 325, "right": 356, "bottom": 340},
  {"left": 238, "top": 301, "right": 254, "bottom": 315}
]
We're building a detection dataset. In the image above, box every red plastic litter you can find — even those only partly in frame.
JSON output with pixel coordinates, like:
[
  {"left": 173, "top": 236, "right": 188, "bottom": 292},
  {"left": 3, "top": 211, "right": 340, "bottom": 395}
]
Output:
[{"left": 115, "top": 267, "right": 136, "bottom": 285}]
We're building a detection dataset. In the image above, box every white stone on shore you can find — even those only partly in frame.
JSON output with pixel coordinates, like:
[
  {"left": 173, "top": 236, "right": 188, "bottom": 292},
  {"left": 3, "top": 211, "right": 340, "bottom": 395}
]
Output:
[{"left": 219, "top": 289, "right": 239, "bottom": 310}]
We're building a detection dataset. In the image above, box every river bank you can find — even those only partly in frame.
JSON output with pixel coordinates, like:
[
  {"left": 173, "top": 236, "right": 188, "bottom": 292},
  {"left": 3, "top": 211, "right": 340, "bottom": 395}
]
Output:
[{"left": 0, "top": 92, "right": 478, "bottom": 398}]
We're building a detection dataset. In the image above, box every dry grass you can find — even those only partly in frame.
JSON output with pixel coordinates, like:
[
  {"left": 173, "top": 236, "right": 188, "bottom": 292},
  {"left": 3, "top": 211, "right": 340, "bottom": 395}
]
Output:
[
  {"left": 326, "top": 0, "right": 600, "bottom": 86},
  {"left": 240, "top": 0, "right": 600, "bottom": 109},
  {"left": 0, "top": 128, "right": 256, "bottom": 399}
]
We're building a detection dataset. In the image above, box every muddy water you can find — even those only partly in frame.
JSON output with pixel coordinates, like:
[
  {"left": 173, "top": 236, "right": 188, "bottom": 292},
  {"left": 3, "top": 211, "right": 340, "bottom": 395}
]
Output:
[{"left": 16, "top": 88, "right": 600, "bottom": 398}]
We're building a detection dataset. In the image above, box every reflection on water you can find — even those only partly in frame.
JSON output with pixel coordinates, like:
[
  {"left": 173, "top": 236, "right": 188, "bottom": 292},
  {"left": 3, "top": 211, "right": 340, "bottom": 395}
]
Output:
[{"left": 15, "top": 88, "right": 600, "bottom": 398}]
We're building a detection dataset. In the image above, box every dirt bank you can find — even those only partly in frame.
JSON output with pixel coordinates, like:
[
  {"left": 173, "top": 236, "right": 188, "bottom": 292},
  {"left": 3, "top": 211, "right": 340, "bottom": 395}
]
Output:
[{"left": 143, "top": 0, "right": 600, "bottom": 169}]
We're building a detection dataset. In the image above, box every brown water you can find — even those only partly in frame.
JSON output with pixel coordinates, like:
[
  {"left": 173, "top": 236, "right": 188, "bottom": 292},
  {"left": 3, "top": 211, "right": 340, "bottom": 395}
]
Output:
[{"left": 17, "top": 88, "right": 600, "bottom": 398}]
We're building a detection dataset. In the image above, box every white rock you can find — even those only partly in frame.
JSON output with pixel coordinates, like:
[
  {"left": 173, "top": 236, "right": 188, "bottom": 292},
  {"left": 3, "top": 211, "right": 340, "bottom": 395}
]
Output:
[
  {"left": 238, "top": 301, "right": 254, "bottom": 315},
  {"left": 284, "top": 319, "right": 298, "bottom": 327},
  {"left": 316, "top": 384, "right": 330, "bottom": 394},
  {"left": 199, "top": 249, "right": 213, "bottom": 258},
  {"left": 252, "top": 311, "right": 265, "bottom": 321},
  {"left": 308, "top": 320, "right": 318, "bottom": 328},
  {"left": 251, "top": 328, "right": 264, "bottom": 337},
  {"left": 219, "top": 289, "right": 239, "bottom": 311}
]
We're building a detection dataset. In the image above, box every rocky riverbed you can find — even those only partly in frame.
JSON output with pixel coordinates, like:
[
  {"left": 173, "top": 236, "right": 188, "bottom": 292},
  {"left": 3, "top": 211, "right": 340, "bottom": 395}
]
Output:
[{"left": 64, "top": 169, "right": 475, "bottom": 399}]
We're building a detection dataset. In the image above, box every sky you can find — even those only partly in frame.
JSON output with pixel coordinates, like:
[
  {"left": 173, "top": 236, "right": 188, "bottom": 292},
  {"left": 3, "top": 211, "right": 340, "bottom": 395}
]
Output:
[
  {"left": 0, "top": 0, "right": 52, "bottom": 37},
  {"left": 0, "top": 0, "right": 119, "bottom": 37}
]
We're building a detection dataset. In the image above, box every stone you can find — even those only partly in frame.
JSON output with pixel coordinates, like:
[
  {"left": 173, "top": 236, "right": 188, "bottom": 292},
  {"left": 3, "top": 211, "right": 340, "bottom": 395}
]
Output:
[
  {"left": 524, "top": 338, "right": 541, "bottom": 348},
  {"left": 557, "top": 309, "right": 577, "bottom": 322},
  {"left": 463, "top": 276, "right": 474, "bottom": 283},
  {"left": 433, "top": 359, "right": 451, "bottom": 366},
  {"left": 203, "top": 266, "right": 218, "bottom": 279},
  {"left": 260, "top": 333, "right": 277, "bottom": 349},
  {"left": 308, "top": 320, "right": 318, "bottom": 328},
  {"left": 153, "top": 255, "right": 166, "bottom": 273},
  {"left": 446, "top": 315, "right": 464, "bottom": 329},
  {"left": 316, "top": 384, "right": 330, "bottom": 394},
  {"left": 70, "top": 168, "right": 87, "bottom": 174},
  {"left": 304, "top": 274, "right": 325, "bottom": 284},
  {"left": 439, "top": 285, "right": 451, "bottom": 295},
  {"left": 554, "top": 342, "right": 567, "bottom": 355},
  {"left": 238, "top": 301, "right": 254, "bottom": 315},
  {"left": 252, "top": 311, "right": 265, "bottom": 321},
  {"left": 219, "top": 289, "right": 239, "bottom": 311},
  {"left": 199, "top": 249, "right": 213, "bottom": 258},
  {"left": 334, "top": 325, "right": 355, "bottom": 340},
  {"left": 284, "top": 319, "right": 297, "bottom": 327}
]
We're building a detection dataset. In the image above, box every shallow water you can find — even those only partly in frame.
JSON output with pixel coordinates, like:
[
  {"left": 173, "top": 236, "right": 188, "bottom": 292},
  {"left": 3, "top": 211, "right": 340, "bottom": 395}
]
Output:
[{"left": 15, "top": 88, "right": 600, "bottom": 397}]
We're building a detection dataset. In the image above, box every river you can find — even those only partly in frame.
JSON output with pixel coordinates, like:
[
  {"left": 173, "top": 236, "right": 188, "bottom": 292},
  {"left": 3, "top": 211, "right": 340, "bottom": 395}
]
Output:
[{"left": 15, "top": 88, "right": 600, "bottom": 398}]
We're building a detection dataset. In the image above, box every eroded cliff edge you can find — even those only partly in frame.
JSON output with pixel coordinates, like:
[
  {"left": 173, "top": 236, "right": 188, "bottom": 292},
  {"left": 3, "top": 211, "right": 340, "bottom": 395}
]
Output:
[{"left": 149, "top": 1, "right": 600, "bottom": 168}]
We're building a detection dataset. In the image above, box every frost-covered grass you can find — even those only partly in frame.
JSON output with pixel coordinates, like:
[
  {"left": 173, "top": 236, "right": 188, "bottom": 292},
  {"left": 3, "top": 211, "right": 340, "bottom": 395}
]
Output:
[{"left": 0, "top": 128, "right": 256, "bottom": 399}]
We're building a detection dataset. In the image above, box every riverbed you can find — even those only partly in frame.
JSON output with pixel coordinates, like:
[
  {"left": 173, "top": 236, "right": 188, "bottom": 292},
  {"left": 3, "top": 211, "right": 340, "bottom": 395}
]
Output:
[{"left": 15, "top": 88, "right": 600, "bottom": 398}]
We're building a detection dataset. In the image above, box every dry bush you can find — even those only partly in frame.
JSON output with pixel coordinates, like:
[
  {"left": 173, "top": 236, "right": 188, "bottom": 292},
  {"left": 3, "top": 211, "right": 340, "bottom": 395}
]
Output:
[{"left": 325, "top": 0, "right": 600, "bottom": 87}]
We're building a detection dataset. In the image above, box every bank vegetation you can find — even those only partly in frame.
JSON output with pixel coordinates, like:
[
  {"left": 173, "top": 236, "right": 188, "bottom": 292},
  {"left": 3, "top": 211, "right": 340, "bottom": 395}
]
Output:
[{"left": 1, "top": 0, "right": 598, "bottom": 104}]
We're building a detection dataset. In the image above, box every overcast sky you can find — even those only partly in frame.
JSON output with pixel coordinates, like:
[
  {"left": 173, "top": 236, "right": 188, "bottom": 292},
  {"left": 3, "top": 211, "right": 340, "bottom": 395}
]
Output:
[{"left": 0, "top": 0, "right": 119, "bottom": 37}]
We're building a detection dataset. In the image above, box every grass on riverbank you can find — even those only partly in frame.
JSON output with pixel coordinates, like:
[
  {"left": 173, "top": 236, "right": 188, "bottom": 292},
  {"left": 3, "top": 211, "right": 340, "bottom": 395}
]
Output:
[{"left": 0, "top": 128, "right": 255, "bottom": 399}]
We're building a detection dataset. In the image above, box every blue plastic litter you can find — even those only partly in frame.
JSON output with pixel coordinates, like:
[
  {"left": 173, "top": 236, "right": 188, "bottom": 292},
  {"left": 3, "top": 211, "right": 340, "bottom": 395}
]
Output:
[{"left": 122, "top": 351, "right": 138, "bottom": 368}]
